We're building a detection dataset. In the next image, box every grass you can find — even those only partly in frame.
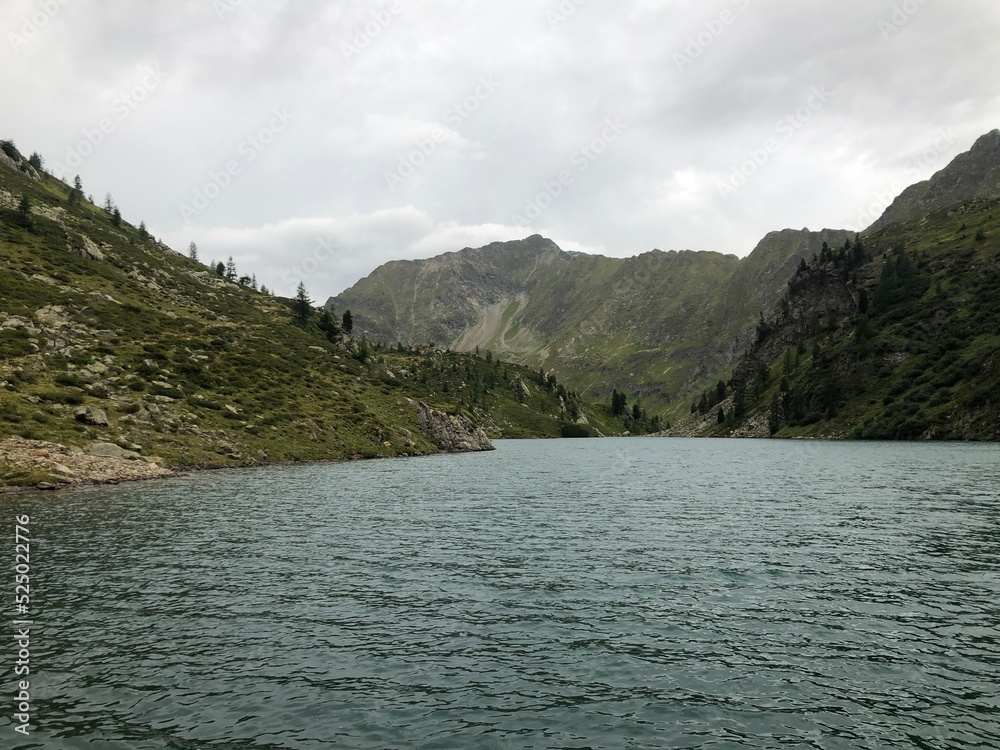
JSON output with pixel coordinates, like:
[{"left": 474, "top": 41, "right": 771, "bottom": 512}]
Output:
[{"left": 0, "top": 154, "right": 640, "bottom": 470}]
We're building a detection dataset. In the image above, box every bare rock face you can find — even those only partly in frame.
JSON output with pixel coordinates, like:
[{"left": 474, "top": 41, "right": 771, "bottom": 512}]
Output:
[{"left": 412, "top": 400, "right": 494, "bottom": 453}]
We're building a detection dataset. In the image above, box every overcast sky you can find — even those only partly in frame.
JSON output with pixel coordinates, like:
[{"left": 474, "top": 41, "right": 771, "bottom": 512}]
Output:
[{"left": 3, "top": 0, "right": 1000, "bottom": 298}]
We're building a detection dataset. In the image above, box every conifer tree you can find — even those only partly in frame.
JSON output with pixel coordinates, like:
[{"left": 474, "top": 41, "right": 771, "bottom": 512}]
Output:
[
  {"left": 294, "top": 282, "right": 312, "bottom": 325},
  {"left": 16, "top": 194, "right": 31, "bottom": 228}
]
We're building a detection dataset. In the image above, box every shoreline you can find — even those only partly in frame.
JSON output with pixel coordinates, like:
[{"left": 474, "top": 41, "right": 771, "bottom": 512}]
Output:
[{"left": 0, "top": 435, "right": 497, "bottom": 496}]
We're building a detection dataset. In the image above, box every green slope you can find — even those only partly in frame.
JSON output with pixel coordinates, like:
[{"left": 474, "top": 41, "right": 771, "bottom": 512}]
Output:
[
  {"left": 0, "top": 142, "right": 627, "bottom": 486},
  {"left": 331, "top": 229, "right": 853, "bottom": 408},
  {"left": 691, "top": 199, "right": 1000, "bottom": 440}
]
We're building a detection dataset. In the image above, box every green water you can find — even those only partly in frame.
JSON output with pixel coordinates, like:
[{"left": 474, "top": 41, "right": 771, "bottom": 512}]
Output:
[{"left": 4, "top": 438, "right": 999, "bottom": 748}]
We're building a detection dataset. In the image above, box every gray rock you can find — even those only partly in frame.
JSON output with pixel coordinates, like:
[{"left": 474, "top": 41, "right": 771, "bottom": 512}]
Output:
[
  {"left": 76, "top": 235, "right": 105, "bottom": 261},
  {"left": 88, "top": 442, "right": 125, "bottom": 458},
  {"left": 74, "top": 406, "right": 109, "bottom": 426},
  {"left": 1, "top": 316, "right": 39, "bottom": 334},
  {"left": 414, "top": 400, "right": 494, "bottom": 453},
  {"left": 34, "top": 305, "right": 70, "bottom": 327}
]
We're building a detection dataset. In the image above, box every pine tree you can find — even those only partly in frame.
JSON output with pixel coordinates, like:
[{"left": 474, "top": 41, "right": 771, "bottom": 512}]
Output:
[
  {"left": 294, "top": 282, "right": 312, "bottom": 325},
  {"left": 225, "top": 256, "right": 237, "bottom": 280},
  {"left": 69, "top": 175, "right": 83, "bottom": 206},
  {"left": 318, "top": 308, "right": 340, "bottom": 341},
  {"left": 138, "top": 221, "right": 149, "bottom": 240},
  {"left": 717, "top": 407, "right": 726, "bottom": 424},
  {"left": 111, "top": 207, "right": 122, "bottom": 227},
  {"left": 27, "top": 152, "right": 44, "bottom": 171},
  {"left": 188, "top": 242, "right": 199, "bottom": 261},
  {"left": 103, "top": 193, "right": 115, "bottom": 213},
  {"left": 342, "top": 309, "right": 354, "bottom": 334},
  {"left": 16, "top": 194, "right": 31, "bottom": 228}
]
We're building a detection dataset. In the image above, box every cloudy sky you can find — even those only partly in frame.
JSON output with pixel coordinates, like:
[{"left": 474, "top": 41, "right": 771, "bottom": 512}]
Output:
[{"left": 3, "top": 0, "right": 1000, "bottom": 298}]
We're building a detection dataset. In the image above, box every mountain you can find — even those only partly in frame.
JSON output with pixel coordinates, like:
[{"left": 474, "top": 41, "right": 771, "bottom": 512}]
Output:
[
  {"left": 869, "top": 129, "right": 1000, "bottom": 232},
  {"left": 333, "top": 130, "right": 1000, "bottom": 418},
  {"left": 331, "top": 229, "right": 854, "bottom": 408},
  {"left": 674, "top": 198, "right": 1000, "bottom": 440},
  {"left": 0, "top": 141, "right": 631, "bottom": 489}
]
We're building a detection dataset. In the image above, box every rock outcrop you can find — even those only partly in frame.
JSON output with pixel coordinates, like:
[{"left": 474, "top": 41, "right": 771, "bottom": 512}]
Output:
[
  {"left": 413, "top": 400, "right": 494, "bottom": 453},
  {"left": 0, "top": 437, "right": 173, "bottom": 491}
]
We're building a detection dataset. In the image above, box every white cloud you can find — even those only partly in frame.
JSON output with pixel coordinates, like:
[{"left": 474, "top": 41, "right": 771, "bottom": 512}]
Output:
[{"left": 3, "top": 0, "right": 999, "bottom": 300}]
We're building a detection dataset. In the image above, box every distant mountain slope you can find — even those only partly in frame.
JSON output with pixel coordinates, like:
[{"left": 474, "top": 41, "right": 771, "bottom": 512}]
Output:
[
  {"left": 869, "top": 129, "right": 1000, "bottom": 232},
  {"left": 683, "top": 199, "right": 1000, "bottom": 440},
  {"left": 334, "top": 130, "right": 1000, "bottom": 413},
  {"left": 331, "top": 229, "right": 853, "bottom": 405}
]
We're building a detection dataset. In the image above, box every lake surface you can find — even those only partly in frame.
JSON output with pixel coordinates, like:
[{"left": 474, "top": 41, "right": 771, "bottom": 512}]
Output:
[{"left": 3, "top": 438, "right": 1000, "bottom": 749}]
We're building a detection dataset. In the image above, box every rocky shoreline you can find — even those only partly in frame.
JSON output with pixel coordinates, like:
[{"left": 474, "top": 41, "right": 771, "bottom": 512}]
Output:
[
  {"left": 0, "top": 399, "right": 495, "bottom": 494},
  {"left": 0, "top": 436, "right": 175, "bottom": 493}
]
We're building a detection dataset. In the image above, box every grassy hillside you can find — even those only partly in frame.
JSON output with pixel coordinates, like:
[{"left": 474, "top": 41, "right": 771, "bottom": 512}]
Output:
[
  {"left": 332, "top": 229, "right": 853, "bottom": 409},
  {"left": 374, "top": 346, "right": 665, "bottom": 439},
  {"left": 690, "top": 199, "right": 1000, "bottom": 440},
  {"left": 0, "top": 142, "right": 628, "bottom": 486}
]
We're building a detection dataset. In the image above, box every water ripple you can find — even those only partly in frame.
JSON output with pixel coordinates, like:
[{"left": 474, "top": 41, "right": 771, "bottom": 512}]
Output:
[{"left": 3, "top": 438, "right": 1000, "bottom": 749}]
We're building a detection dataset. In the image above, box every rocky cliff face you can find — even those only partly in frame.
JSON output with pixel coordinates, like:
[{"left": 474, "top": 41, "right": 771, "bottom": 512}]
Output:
[
  {"left": 869, "top": 129, "right": 1000, "bottom": 232},
  {"left": 413, "top": 400, "right": 494, "bottom": 453}
]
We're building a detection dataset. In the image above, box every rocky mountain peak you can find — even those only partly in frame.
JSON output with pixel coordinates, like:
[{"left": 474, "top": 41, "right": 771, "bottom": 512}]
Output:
[{"left": 868, "top": 128, "right": 1000, "bottom": 232}]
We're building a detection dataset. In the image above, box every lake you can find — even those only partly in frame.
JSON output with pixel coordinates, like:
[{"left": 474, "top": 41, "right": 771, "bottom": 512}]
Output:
[{"left": 3, "top": 438, "right": 1000, "bottom": 749}]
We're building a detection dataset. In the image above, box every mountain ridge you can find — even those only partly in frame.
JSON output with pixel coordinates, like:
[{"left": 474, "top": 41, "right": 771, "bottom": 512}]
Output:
[
  {"left": 869, "top": 129, "right": 1000, "bottom": 232},
  {"left": 331, "top": 227, "right": 854, "bottom": 406},
  {"left": 331, "top": 130, "right": 1000, "bottom": 414}
]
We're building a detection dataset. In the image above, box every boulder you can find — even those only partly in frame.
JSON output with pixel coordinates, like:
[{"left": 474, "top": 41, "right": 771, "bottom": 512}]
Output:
[
  {"left": 87, "top": 442, "right": 126, "bottom": 459},
  {"left": 34, "top": 305, "right": 70, "bottom": 327},
  {"left": 76, "top": 235, "right": 105, "bottom": 261},
  {"left": 74, "top": 407, "right": 110, "bottom": 426}
]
